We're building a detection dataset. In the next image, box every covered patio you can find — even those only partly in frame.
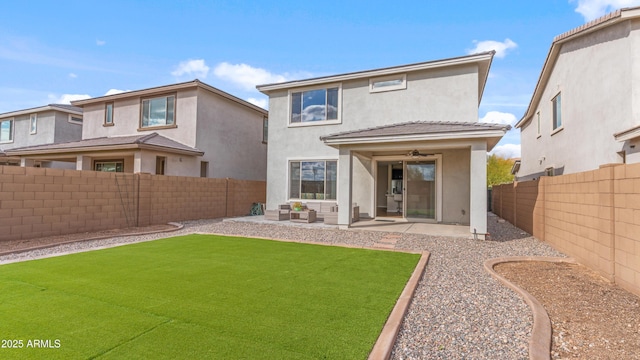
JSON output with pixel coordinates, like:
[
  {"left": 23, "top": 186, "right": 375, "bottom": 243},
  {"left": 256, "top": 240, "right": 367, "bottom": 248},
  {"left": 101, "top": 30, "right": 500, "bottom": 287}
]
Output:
[{"left": 320, "top": 121, "right": 510, "bottom": 239}]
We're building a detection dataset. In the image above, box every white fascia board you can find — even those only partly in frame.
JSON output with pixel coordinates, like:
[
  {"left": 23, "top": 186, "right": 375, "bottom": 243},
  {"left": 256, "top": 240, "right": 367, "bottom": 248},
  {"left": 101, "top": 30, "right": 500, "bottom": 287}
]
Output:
[{"left": 322, "top": 130, "right": 507, "bottom": 146}]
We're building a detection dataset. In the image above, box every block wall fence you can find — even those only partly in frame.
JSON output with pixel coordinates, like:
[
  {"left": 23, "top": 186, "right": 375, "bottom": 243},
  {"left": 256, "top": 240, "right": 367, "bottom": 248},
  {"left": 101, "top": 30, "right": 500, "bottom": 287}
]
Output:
[
  {"left": 0, "top": 165, "right": 265, "bottom": 242},
  {"left": 492, "top": 163, "right": 640, "bottom": 297}
]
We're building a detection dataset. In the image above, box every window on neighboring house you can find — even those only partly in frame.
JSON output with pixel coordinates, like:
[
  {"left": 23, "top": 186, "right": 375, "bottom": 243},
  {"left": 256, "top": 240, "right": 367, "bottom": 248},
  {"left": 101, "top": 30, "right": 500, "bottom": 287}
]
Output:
[
  {"left": 369, "top": 74, "right": 407, "bottom": 93},
  {"left": 200, "top": 161, "right": 209, "bottom": 178},
  {"left": 30, "top": 114, "right": 37, "bottom": 134},
  {"left": 290, "top": 86, "right": 339, "bottom": 125},
  {"left": 68, "top": 115, "right": 83, "bottom": 124},
  {"left": 105, "top": 103, "right": 114, "bottom": 125},
  {"left": 552, "top": 93, "right": 562, "bottom": 131},
  {"left": 289, "top": 160, "right": 337, "bottom": 200},
  {"left": 155, "top": 156, "right": 166, "bottom": 175},
  {"left": 95, "top": 160, "right": 124, "bottom": 172},
  {"left": 536, "top": 111, "right": 541, "bottom": 137},
  {"left": 0, "top": 119, "right": 13, "bottom": 142},
  {"left": 141, "top": 95, "right": 175, "bottom": 128},
  {"left": 262, "top": 117, "right": 268, "bottom": 143}
]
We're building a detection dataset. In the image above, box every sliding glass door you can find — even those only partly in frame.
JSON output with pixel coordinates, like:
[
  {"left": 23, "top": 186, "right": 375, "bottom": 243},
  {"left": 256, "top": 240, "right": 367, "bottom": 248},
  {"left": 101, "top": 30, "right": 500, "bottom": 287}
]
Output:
[{"left": 405, "top": 161, "right": 436, "bottom": 220}]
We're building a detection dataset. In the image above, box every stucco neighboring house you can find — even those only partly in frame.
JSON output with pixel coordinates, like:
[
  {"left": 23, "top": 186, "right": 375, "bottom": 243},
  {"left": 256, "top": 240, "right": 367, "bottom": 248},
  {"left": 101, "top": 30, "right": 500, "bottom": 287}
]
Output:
[
  {"left": 8, "top": 80, "right": 268, "bottom": 180},
  {"left": 0, "top": 104, "right": 83, "bottom": 168},
  {"left": 515, "top": 6, "right": 640, "bottom": 180},
  {"left": 257, "top": 52, "right": 510, "bottom": 237}
]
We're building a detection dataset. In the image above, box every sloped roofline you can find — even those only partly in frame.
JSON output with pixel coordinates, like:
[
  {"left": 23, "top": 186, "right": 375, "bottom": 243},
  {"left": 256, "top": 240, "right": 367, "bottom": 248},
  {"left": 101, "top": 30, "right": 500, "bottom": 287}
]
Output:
[
  {"left": 515, "top": 6, "right": 640, "bottom": 128},
  {"left": 70, "top": 79, "right": 268, "bottom": 115},
  {"left": 256, "top": 51, "right": 495, "bottom": 106},
  {"left": 0, "top": 104, "right": 83, "bottom": 119}
]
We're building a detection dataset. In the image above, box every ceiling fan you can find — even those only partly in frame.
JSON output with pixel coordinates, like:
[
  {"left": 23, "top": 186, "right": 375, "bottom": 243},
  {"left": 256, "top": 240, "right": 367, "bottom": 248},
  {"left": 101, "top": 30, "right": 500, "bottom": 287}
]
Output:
[{"left": 407, "top": 149, "right": 434, "bottom": 158}]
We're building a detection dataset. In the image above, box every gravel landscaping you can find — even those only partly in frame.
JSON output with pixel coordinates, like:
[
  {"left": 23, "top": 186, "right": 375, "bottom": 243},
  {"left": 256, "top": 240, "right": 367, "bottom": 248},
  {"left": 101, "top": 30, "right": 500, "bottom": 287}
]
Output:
[{"left": 0, "top": 214, "right": 564, "bottom": 359}]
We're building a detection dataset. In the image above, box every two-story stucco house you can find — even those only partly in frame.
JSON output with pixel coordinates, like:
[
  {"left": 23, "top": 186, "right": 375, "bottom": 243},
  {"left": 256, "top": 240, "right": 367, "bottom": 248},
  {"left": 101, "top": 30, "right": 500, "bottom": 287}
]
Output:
[
  {"left": 257, "top": 52, "right": 510, "bottom": 237},
  {"left": 8, "top": 80, "right": 268, "bottom": 180},
  {"left": 0, "top": 104, "right": 83, "bottom": 168},
  {"left": 515, "top": 6, "right": 640, "bottom": 180}
]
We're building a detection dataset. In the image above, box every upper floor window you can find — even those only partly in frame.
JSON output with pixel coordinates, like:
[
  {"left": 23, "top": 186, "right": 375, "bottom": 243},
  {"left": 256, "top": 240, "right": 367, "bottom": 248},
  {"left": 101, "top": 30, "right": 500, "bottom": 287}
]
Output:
[
  {"left": 262, "top": 117, "right": 268, "bottom": 143},
  {"left": 141, "top": 94, "right": 175, "bottom": 128},
  {"left": 536, "top": 111, "right": 541, "bottom": 137},
  {"left": 552, "top": 93, "right": 562, "bottom": 131},
  {"left": 30, "top": 114, "right": 37, "bottom": 134},
  {"left": 369, "top": 74, "right": 407, "bottom": 93},
  {"left": 0, "top": 119, "right": 13, "bottom": 142},
  {"left": 68, "top": 115, "right": 83, "bottom": 124},
  {"left": 105, "top": 103, "right": 114, "bottom": 126},
  {"left": 290, "top": 86, "right": 339, "bottom": 125}
]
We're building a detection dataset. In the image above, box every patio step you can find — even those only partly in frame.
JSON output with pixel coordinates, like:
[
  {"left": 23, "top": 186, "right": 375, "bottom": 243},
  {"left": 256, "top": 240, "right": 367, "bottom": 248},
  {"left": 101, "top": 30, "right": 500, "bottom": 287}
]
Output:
[{"left": 373, "top": 234, "right": 401, "bottom": 249}]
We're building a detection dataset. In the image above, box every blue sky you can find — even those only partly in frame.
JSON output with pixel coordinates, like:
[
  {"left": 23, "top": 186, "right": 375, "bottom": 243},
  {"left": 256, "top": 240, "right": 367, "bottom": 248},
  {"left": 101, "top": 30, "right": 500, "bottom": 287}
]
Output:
[{"left": 1, "top": 0, "right": 639, "bottom": 157}]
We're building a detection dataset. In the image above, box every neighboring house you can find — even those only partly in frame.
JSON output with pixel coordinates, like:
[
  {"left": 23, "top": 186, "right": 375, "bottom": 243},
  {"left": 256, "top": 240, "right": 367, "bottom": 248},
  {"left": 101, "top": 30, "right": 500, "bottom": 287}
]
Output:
[
  {"left": 257, "top": 52, "right": 510, "bottom": 236},
  {"left": 8, "top": 80, "right": 268, "bottom": 180},
  {"left": 0, "top": 104, "right": 83, "bottom": 168},
  {"left": 515, "top": 6, "right": 640, "bottom": 180}
]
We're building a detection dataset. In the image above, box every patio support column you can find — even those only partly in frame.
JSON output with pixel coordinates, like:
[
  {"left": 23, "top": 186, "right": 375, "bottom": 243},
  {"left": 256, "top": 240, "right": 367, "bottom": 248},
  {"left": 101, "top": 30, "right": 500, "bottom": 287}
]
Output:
[
  {"left": 20, "top": 158, "right": 35, "bottom": 167},
  {"left": 77, "top": 155, "right": 92, "bottom": 171},
  {"left": 134, "top": 152, "right": 143, "bottom": 173},
  {"left": 470, "top": 141, "right": 487, "bottom": 239},
  {"left": 337, "top": 147, "right": 353, "bottom": 229}
]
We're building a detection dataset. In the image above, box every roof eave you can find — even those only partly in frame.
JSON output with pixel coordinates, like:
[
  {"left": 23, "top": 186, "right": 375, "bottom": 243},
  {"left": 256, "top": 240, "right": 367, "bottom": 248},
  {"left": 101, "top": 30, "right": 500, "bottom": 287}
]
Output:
[
  {"left": 257, "top": 51, "right": 495, "bottom": 93},
  {"left": 7, "top": 143, "right": 203, "bottom": 157},
  {"left": 321, "top": 129, "right": 508, "bottom": 146},
  {"left": 518, "top": 7, "right": 640, "bottom": 129},
  {"left": 0, "top": 105, "right": 83, "bottom": 119},
  {"left": 71, "top": 80, "right": 267, "bottom": 115}
]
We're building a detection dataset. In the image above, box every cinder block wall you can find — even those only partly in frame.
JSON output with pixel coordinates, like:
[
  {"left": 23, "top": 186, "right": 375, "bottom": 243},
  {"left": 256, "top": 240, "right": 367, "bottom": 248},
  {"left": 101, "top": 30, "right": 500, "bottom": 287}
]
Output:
[
  {"left": 612, "top": 164, "right": 640, "bottom": 296},
  {"left": 0, "top": 166, "right": 266, "bottom": 242},
  {"left": 491, "top": 164, "right": 639, "bottom": 297}
]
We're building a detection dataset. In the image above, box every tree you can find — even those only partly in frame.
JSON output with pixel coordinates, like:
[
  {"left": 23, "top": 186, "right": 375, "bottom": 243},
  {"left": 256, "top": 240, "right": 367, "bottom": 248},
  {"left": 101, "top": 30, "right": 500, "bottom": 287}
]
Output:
[{"left": 487, "top": 154, "right": 515, "bottom": 188}]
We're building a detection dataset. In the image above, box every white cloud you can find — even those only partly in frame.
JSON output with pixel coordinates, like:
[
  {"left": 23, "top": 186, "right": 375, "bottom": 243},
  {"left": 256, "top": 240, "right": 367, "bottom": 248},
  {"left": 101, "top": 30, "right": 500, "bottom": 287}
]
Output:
[
  {"left": 96, "top": 39, "right": 106, "bottom": 46},
  {"left": 214, "top": 62, "right": 291, "bottom": 91},
  {"left": 48, "top": 93, "right": 91, "bottom": 104},
  {"left": 490, "top": 144, "right": 521, "bottom": 159},
  {"left": 104, "top": 89, "right": 130, "bottom": 96},
  {"left": 571, "top": 0, "right": 640, "bottom": 21},
  {"left": 68, "top": 73, "right": 77, "bottom": 78},
  {"left": 480, "top": 111, "right": 517, "bottom": 125},
  {"left": 468, "top": 38, "right": 518, "bottom": 58},
  {"left": 171, "top": 59, "right": 210, "bottom": 79},
  {"left": 247, "top": 97, "right": 268, "bottom": 109}
]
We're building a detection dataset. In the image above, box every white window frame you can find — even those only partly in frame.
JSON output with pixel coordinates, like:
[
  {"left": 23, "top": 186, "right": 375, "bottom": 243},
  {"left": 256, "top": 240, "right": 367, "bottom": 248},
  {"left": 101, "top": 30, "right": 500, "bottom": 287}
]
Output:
[
  {"left": 287, "top": 158, "right": 338, "bottom": 201},
  {"left": 0, "top": 119, "right": 14, "bottom": 143},
  {"left": 30, "top": 114, "right": 37, "bottom": 134},
  {"left": 536, "top": 111, "right": 541, "bottom": 138},
  {"left": 369, "top": 74, "right": 407, "bottom": 93},
  {"left": 288, "top": 84, "right": 342, "bottom": 127}
]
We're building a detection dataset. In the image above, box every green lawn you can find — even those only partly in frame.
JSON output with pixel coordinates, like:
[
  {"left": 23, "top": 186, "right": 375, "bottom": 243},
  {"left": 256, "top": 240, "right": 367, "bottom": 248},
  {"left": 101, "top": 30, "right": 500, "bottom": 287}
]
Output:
[{"left": 0, "top": 234, "right": 420, "bottom": 359}]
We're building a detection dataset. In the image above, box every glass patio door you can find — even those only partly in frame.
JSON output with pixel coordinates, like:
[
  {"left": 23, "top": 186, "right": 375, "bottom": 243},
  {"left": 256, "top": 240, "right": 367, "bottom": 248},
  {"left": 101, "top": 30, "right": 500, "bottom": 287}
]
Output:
[{"left": 405, "top": 161, "right": 436, "bottom": 220}]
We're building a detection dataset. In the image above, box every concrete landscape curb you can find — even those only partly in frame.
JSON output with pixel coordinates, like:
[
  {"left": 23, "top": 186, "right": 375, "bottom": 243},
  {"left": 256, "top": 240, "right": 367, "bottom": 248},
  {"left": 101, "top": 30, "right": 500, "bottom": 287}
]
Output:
[
  {"left": 484, "top": 256, "right": 577, "bottom": 360},
  {"left": 368, "top": 251, "right": 430, "bottom": 360},
  {"left": 0, "top": 222, "right": 184, "bottom": 257}
]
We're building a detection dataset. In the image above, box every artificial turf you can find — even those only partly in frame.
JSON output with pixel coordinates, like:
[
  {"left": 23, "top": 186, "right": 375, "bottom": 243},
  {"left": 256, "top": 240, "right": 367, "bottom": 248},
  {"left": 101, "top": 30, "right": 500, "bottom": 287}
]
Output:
[{"left": 0, "top": 234, "right": 420, "bottom": 359}]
